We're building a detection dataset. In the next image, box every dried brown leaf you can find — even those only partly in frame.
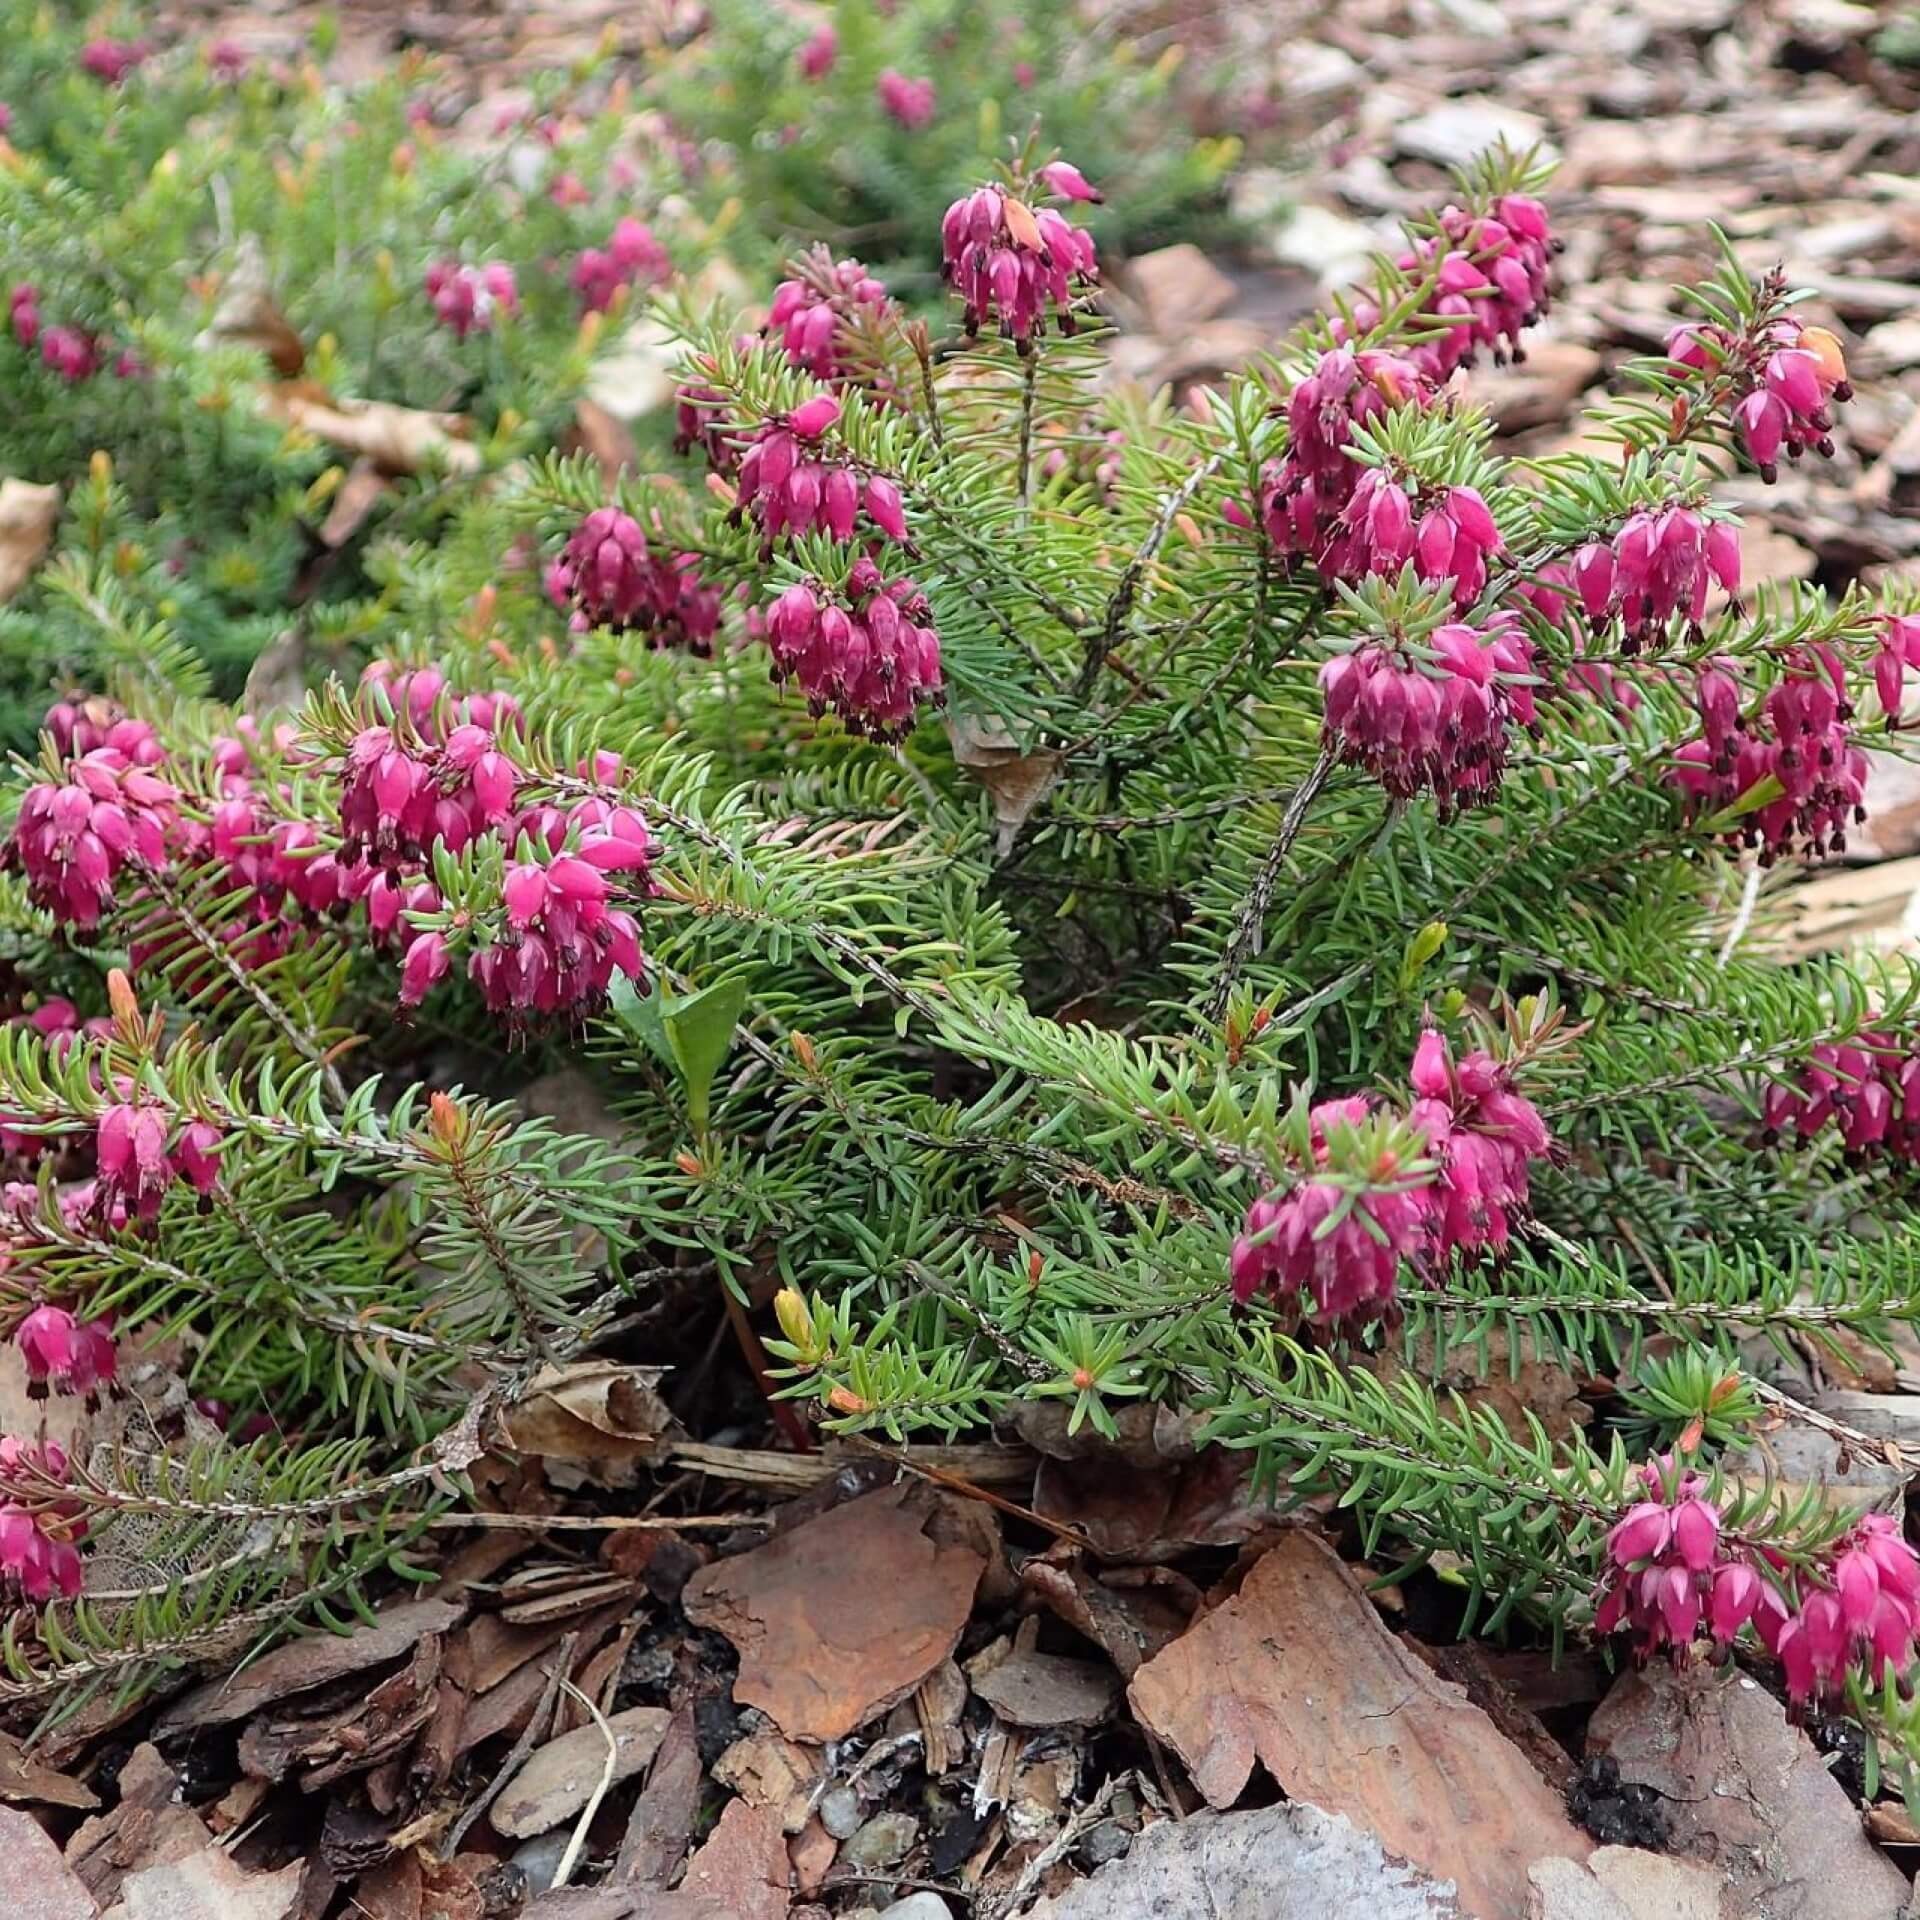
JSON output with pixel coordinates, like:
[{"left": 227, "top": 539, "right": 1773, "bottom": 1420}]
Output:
[
  {"left": 504, "top": 1363, "right": 674, "bottom": 1489},
  {"left": 682, "top": 1484, "right": 985, "bottom": 1742},
  {"left": 946, "top": 712, "right": 1063, "bottom": 859},
  {"left": 198, "top": 238, "right": 307, "bottom": 376}
]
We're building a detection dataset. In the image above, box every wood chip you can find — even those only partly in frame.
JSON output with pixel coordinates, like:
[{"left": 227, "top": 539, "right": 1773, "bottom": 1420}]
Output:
[
  {"left": 0, "top": 479, "right": 59, "bottom": 604},
  {"left": 491, "top": 1706, "right": 672, "bottom": 1839}
]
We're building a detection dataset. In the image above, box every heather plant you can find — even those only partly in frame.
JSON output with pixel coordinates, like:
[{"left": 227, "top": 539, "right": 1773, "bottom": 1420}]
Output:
[
  {"left": 650, "top": 0, "right": 1240, "bottom": 285},
  {"left": 0, "top": 7, "right": 693, "bottom": 741},
  {"left": 11, "top": 119, "right": 1920, "bottom": 1814}
]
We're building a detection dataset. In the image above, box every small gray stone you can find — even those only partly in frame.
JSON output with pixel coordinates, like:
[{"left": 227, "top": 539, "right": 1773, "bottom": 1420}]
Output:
[
  {"left": 843, "top": 1811, "right": 919, "bottom": 1871},
  {"left": 509, "top": 1830, "right": 570, "bottom": 1888},
  {"left": 877, "top": 1897, "right": 955, "bottom": 1920},
  {"left": 1082, "top": 1820, "right": 1134, "bottom": 1867},
  {"left": 820, "top": 1784, "right": 864, "bottom": 1839},
  {"left": 1395, "top": 100, "right": 1555, "bottom": 170}
]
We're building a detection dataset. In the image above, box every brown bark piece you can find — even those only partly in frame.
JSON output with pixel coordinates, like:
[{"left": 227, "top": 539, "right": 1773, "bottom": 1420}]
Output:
[
  {"left": 1127, "top": 1533, "right": 1592, "bottom": 1920},
  {"left": 159, "top": 1597, "right": 464, "bottom": 1731},
  {"left": 682, "top": 1485, "right": 985, "bottom": 1742},
  {"left": 614, "top": 1705, "right": 702, "bottom": 1887},
  {"left": 673, "top": 1800, "right": 790, "bottom": 1920}
]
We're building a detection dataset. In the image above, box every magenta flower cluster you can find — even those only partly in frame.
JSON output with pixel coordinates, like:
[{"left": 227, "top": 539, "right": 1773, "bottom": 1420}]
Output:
[
  {"left": 1406, "top": 1027, "right": 1552, "bottom": 1258},
  {"left": 330, "top": 682, "right": 656, "bottom": 1022},
  {"left": 939, "top": 181, "right": 1099, "bottom": 345},
  {"left": 797, "top": 26, "right": 837, "bottom": 77},
  {"left": 1257, "top": 347, "right": 1440, "bottom": 567},
  {"left": 1231, "top": 1029, "right": 1553, "bottom": 1332},
  {"left": 1318, "top": 616, "right": 1536, "bottom": 814},
  {"left": 766, "top": 254, "right": 893, "bottom": 381},
  {"left": 544, "top": 507, "right": 723, "bottom": 651},
  {"left": 5, "top": 663, "right": 657, "bottom": 1027},
  {"left": 1669, "top": 315, "right": 1851, "bottom": 484},
  {"left": 876, "top": 70, "right": 935, "bottom": 129},
  {"left": 1310, "top": 470, "right": 1504, "bottom": 611},
  {"left": 1874, "top": 613, "right": 1920, "bottom": 725},
  {"left": 14, "top": 1305, "right": 117, "bottom": 1406},
  {"left": 425, "top": 260, "right": 519, "bottom": 338},
  {"left": 1670, "top": 642, "right": 1867, "bottom": 863},
  {"left": 1341, "top": 193, "right": 1558, "bottom": 381},
  {"left": 8, "top": 733, "right": 181, "bottom": 930},
  {"left": 0, "top": 1437, "right": 81, "bottom": 1603},
  {"left": 92, "top": 1097, "right": 223, "bottom": 1227},
  {"left": 1560, "top": 506, "right": 1743, "bottom": 653},
  {"left": 1230, "top": 1096, "right": 1431, "bottom": 1335},
  {"left": 571, "top": 218, "right": 670, "bottom": 315},
  {"left": 338, "top": 667, "right": 524, "bottom": 869},
  {"left": 1761, "top": 1031, "right": 1920, "bottom": 1162},
  {"left": 1597, "top": 1461, "right": 1920, "bottom": 1714},
  {"left": 735, "top": 396, "right": 909, "bottom": 548},
  {"left": 765, "top": 559, "right": 943, "bottom": 741},
  {"left": 79, "top": 38, "right": 151, "bottom": 85}
]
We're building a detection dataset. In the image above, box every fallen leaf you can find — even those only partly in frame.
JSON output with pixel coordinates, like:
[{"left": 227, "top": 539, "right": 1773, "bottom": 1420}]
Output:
[
  {"left": 1021, "top": 1554, "right": 1197, "bottom": 1677},
  {"left": 682, "top": 1484, "right": 985, "bottom": 1742},
  {"left": 673, "top": 1799, "right": 789, "bottom": 1920},
  {"left": 270, "top": 390, "right": 482, "bottom": 476},
  {"left": 1587, "top": 1662, "right": 1908, "bottom": 1920},
  {"left": 1127, "top": 1533, "right": 1592, "bottom": 1919},
  {"left": 969, "top": 1642, "right": 1117, "bottom": 1729},
  {"left": 1023, "top": 1801, "right": 1463, "bottom": 1918},
  {"left": 158, "top": 1596, "right": 464, "bottom": 1731},
  {"left": 1364, "top": 1327, "right": 1590, "bottom": 1445},
  {"left": 0, "top": 479, "right": 59, "bottom": 604},
  {"left": 504, "top": 1363, "right": 675, "bottom": 1489},
  {"left": 103, "top": 1847, "right": 303, "bottom": 1920},
  {"left": 0, "top": 1734, "right": 97, "bottom": 1810},
  {"left": 491, "top": 1705, "right": 672, "bottom": 1839},
  {"left": 1033, "top": 1443, "right": 1287, "bottom": 1562},
  {"left": 197, "top": 237, "right": 306, "bottom": 376},
  {"left": 946, "top": 711, "right": 1063, "bottom": 860},
  {"left": 0, "top": 1806, "right": 97, "bottom": 1920}
]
